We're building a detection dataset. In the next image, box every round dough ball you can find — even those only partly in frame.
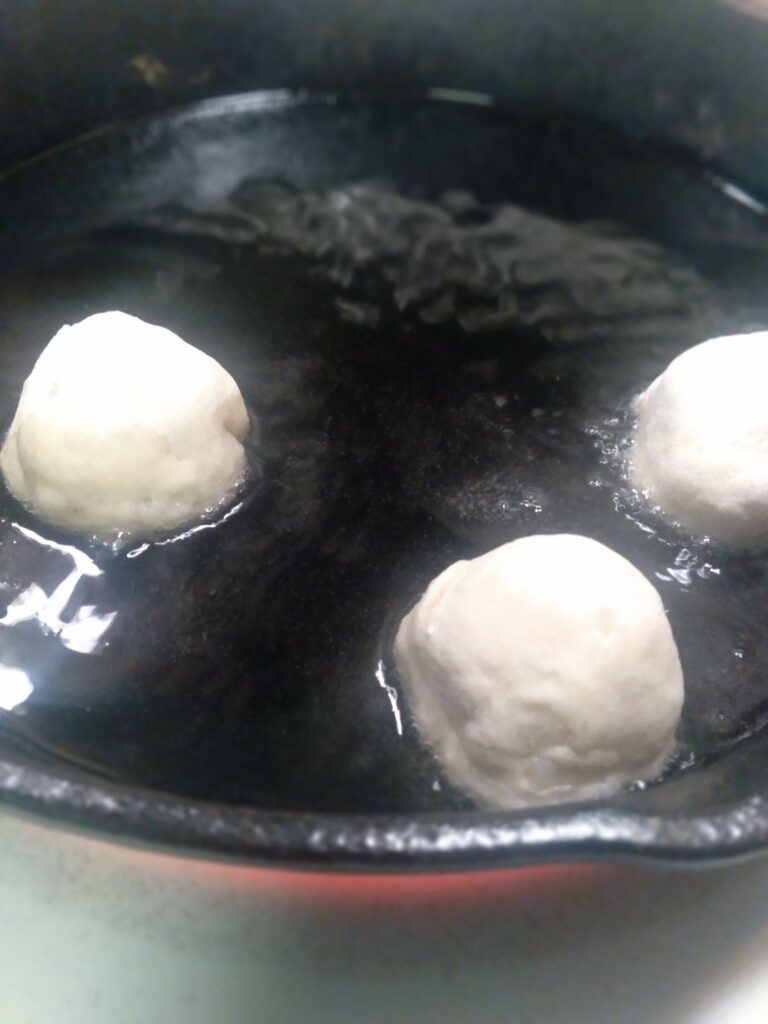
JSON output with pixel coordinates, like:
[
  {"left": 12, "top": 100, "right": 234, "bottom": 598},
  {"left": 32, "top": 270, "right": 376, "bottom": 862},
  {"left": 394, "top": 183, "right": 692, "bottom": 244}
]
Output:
[
  {"left": 394, "top": 534, "right": 683, "bottom": 809},
  {"left": 0, "top": 311, "right": 249, "bottom": 534},
  {"left": 633, "top": 332, "right": 768, "bottom": 545}
]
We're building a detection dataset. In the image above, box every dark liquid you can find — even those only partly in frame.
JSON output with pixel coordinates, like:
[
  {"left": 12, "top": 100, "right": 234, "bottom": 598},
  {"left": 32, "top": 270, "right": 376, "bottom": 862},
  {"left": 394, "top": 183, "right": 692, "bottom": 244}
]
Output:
[{"left": 0, "top": 93, "right": 767, "bottom": 813}]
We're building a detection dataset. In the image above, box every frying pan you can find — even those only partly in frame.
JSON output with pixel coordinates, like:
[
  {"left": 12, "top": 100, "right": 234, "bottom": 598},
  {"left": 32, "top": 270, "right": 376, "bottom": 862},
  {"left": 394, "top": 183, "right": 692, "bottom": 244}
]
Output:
[{"left": 2, "top": 0, "right": 768, "bottom": 879}]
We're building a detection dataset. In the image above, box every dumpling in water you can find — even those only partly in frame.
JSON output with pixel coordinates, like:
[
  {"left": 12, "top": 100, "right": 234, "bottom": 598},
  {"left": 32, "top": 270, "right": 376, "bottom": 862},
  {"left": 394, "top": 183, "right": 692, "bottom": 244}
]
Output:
[
  {"left": 632, "top": 331, "right": 768, "bottom": 546},
  {"left": 0, "top": 311, "right": 249, "bottom": 534},
  {"left": 395, "top": 534, "right": 684, "bottom": 809}
]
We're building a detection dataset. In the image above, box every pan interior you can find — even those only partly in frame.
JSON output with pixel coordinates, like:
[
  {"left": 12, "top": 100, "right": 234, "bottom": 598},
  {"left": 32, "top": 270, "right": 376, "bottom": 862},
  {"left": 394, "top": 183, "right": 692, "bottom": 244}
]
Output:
[{"left": 0, "top": 93, "right": 767, "bottom": 816}]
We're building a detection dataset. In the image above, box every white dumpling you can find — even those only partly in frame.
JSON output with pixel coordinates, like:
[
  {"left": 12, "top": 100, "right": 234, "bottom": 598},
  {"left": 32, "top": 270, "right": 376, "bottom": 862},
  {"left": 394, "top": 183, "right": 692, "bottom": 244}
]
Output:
[
  {"left": 394, "top": 534, "right": 683, "bottom": 809},
  {"left": 0, "top": 311, "right": 249, "bottom": 535},
  {"left": 632, "top": 331, "right": 768, "bottom": 546}
]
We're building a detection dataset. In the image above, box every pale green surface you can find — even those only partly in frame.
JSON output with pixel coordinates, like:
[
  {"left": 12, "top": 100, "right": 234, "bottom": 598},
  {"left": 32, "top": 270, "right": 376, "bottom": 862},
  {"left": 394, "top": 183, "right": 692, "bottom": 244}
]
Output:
[{"left": 1, "top": 811, "right": 768, "bottom": 1023}]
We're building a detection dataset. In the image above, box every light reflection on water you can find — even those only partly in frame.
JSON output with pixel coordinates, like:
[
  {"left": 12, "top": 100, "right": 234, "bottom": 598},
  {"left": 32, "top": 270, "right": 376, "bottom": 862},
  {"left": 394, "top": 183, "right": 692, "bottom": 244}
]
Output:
[
  {"left": 0, "top": 523, "right": 116, "bottom": 691},
  {"left": 0, "top": 665, "right": 33, "bottom": 711}
]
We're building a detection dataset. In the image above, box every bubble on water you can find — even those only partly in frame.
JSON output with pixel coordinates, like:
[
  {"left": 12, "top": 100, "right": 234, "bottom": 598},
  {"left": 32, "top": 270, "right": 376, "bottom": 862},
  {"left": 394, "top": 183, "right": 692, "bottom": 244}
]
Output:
[{"left": 698, "top": 562, "right": 721, "bottom": 579}]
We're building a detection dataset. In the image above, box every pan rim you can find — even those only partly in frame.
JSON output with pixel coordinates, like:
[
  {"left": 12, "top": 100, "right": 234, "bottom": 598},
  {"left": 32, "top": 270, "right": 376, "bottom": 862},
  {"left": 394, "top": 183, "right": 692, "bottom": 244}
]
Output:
[{"left": 0, "top": 752, "right": 766, "bottom": 870}]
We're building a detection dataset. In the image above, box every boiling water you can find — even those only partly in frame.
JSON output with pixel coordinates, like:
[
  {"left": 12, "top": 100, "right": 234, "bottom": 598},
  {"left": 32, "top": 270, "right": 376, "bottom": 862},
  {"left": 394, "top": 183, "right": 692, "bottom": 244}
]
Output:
[{"left": 0, "top": 93, "right": 767, "bottom": 813}]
